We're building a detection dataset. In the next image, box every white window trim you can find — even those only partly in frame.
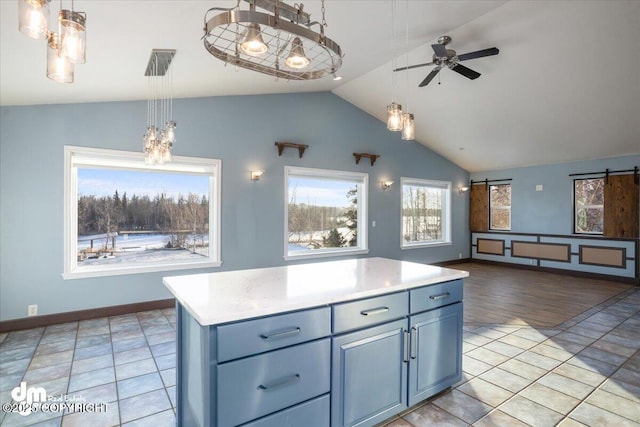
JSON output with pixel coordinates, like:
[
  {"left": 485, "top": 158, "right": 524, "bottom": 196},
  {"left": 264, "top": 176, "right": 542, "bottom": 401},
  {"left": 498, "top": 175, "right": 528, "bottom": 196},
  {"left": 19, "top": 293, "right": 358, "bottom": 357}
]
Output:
[
  {"left": 400, "top": 177, "right": 452, "bottom": 249},
  {"left": 284, "top": 166, "right": 369, "bottom": 261},
  {"left": 63, "top": 145, "right": 222, "bottom": 280}
]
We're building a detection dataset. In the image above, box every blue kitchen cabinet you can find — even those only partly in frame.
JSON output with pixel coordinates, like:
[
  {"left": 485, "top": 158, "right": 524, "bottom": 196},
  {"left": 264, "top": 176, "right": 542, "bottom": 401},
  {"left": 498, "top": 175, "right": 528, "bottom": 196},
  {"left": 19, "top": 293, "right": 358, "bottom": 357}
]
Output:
[
  {"left": 331, "top": 319, "right": 408, "bottom": 427},
  {"left": 408, "top": 302, "right": 463, "bottom": 405}
]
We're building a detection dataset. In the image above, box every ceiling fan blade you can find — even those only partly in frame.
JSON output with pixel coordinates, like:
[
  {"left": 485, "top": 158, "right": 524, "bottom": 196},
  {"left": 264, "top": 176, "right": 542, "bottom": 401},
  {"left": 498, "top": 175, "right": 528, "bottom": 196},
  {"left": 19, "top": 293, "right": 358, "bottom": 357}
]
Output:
[
  {"left": 451, "top": 64, "right": 481, "bottom": 80},
  {"left": 393, "top": 62, "right": 434, "bottom": 72},
  {"left": 419, "top": 67, "right": 441, "bottom": 87},
  {"left": 431, "top": 43, "right": 448, "bottom": 58},
  {"left": 457, "top": 47, "right": 499, "bottom": 61}
]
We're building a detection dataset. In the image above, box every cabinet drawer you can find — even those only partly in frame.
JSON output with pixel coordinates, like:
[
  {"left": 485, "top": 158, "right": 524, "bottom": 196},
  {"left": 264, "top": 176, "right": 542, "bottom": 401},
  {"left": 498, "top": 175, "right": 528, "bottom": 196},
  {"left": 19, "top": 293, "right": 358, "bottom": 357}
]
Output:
[
  {"left": 217, "top": 307, "right": 331, "bottom": 362},
  {"left": 217, "top": 338, "right": 331, "bottom": 427},
  {"left": 410, "top": 279, "right": 463, "bottom": 313},
  {"left": 241, "top": 394, "right": 330, "bottom": 427},
  {"left": 333, "top": 292, "right": 408, "bottom": 334}
]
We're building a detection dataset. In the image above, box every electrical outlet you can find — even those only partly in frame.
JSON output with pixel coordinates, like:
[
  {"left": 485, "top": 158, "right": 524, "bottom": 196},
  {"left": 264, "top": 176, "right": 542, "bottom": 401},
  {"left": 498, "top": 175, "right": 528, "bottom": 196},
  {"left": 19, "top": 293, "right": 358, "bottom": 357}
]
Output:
[
  {"left": 28, "top": 304, "right": 38, "bottom": 316},
  {"left": 459, "top": 252, "right": 463, "bottom": 259}
]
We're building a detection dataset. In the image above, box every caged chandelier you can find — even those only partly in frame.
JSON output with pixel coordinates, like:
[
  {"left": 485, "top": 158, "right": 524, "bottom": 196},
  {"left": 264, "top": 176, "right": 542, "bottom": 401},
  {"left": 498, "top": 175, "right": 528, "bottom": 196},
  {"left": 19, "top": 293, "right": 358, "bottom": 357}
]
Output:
[
  {"left": 143, "top": 49, "right": 177, "bottom": 165},
  {"left": 18, "top": 0, "right": 87, "bottom": 83},
  {"left": 202, "top": 0, "right": 343, "bottom": 80}
]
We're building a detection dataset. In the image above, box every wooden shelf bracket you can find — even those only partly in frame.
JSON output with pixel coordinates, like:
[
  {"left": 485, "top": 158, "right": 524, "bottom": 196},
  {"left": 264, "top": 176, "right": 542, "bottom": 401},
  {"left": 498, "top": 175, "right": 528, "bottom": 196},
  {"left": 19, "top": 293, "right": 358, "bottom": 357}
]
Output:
[
  {"left": 353, "top": 152, "right": 380, "bottom": 166},
  {"left": 275, "top": 142, "right": 308, "bottom": 158}
]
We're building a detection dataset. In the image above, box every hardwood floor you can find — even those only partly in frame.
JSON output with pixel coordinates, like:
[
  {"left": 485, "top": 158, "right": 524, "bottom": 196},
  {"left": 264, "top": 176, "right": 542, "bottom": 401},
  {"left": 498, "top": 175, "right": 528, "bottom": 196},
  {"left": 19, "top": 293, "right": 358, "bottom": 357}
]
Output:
[{"left": 449, "top": 262, "right": 633, "bottom": 327}]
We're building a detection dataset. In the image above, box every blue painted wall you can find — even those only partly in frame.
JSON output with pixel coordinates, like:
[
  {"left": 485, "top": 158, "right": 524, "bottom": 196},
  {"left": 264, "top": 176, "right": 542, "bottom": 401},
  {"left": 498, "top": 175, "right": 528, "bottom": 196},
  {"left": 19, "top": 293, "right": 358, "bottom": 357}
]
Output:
[
  {"left": 470, "top": 155, "right": 640, "bottom": 234},
  {"left": 0, "top": 92, "right": 469, "bottom": 321}
]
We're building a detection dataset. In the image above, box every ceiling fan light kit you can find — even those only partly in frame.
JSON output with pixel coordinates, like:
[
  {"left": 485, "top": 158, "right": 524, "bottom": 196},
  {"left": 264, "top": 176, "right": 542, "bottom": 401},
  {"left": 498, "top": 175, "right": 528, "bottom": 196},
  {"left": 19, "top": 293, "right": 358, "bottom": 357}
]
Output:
[
  {"left": 395, "top": 35, "right": 499, "bottom": 87},
  {"left": 203, "top": 0, "right": 343, "bottom": 80}
]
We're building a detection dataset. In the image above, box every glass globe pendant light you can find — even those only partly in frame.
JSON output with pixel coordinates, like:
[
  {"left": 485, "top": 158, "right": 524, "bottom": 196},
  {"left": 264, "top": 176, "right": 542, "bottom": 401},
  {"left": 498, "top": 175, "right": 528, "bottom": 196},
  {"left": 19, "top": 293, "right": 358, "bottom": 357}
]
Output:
[
  {"left": 58, "top": 8, "right": 86, "bottom": 63},
  {"left": 18, "top": 0, "right": 50, "bottom": 39},
  {"left": 46, "top": 32, "right": 74, "bottom": 83},
  {"left": 401, "top": 113, "right": 415, "bottom": 140},
  {"left": 387, "top": 102, "right": 403, "bottom": 131}
]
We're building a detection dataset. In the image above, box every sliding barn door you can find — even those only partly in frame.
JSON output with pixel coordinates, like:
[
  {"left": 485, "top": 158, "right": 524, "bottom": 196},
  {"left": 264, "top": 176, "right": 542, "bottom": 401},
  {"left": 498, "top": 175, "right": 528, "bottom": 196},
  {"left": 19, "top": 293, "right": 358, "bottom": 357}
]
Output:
[
  {"left": 604, "top": 174, "right": 639, "bottom": 238},
  {"left": 469, "top": 184, "right": 489, "bottom": 232}
]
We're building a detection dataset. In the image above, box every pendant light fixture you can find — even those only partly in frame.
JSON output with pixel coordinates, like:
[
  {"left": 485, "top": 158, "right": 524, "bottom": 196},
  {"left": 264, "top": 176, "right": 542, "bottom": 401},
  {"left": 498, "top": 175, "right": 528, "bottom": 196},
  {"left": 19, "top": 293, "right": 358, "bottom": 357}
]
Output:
[
  {"left": 386, "top": 0, "right": 403, "bottom": 131},
  {"left": 285, "top": 37, "right": 311, "bottom": 69},
  {"left": 19, "top": 0, "right": 50, "bottom": 39},
  {"left": 46, "top": 31, "right": 73, "bottom": 83},
  {"left": 18, "top": 0, "right": 87, "bottom": 83},
  {"left": 401, "top": 0, "right": 415, "bottom": 141},
  {"left": 387, "top": 103, "right": 403, "bottom": 131},
  {"left": 240, "top": 23, "right": 268, "bottom": 56},
  {"left": 203, "top": 0, "right": 342, "bottom": 80},
  {"left": 58, "top": 4, "right": 86, "bottom": 64},
  {"left": 143, "top": 49, "right": 177, "bottom": 165}
]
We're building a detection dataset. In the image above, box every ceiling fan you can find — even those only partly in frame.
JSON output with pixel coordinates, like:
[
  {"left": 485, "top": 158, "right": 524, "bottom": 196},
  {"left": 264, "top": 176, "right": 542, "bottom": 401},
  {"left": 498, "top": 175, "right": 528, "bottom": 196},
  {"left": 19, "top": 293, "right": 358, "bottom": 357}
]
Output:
[{"left": 394, "top": 35, "right": 499, "bottom": 87}]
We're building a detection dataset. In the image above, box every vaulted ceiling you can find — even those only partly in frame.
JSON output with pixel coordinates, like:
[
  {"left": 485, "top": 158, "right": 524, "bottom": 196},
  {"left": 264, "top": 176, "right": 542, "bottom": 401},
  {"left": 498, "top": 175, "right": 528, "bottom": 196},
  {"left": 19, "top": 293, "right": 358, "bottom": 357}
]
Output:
[{"left": 1, "top": 1, "right": 639, "bottom": 172}]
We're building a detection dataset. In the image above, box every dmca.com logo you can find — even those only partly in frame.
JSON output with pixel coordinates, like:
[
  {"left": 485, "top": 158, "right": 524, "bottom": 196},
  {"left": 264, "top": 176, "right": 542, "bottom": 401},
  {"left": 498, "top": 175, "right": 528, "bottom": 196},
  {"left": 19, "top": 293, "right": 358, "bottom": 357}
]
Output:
[{"left": 10, "top": 382, "right": 46, "bottom": 416}]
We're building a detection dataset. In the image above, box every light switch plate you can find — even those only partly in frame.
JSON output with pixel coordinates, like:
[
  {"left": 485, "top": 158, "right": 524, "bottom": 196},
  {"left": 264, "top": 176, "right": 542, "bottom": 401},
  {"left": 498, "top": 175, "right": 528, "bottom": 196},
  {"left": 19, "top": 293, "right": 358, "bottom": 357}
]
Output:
[{"left": 536, "top": 185, "right": 543, "bottom": 191}]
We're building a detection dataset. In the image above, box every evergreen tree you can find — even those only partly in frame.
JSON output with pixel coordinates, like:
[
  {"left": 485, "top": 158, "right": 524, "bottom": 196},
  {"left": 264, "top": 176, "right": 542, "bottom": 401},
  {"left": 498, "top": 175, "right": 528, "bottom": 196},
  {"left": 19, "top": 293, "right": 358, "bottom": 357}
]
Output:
[{"left": 323, "top": 228, "right": 345, "bottom": 247}]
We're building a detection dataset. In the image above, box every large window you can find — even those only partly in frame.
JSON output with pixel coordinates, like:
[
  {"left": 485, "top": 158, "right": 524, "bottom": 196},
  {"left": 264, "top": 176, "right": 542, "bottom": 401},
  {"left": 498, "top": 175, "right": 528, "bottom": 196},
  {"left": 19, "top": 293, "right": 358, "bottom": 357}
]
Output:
[
  {"left": 63, "top": 146, "right": 221, "bottom": 279},
  {"left": 489, "top": 184, "right": 511, "bottom": 230},
  {"left": 574, "top": 178, "right": 604, "bottom": 234},
  {"left": 401, "top": 178, "right": 451, "bottom": 248},
  {"left": 285, "top": 166, "right": 368, "bottom": 260}
]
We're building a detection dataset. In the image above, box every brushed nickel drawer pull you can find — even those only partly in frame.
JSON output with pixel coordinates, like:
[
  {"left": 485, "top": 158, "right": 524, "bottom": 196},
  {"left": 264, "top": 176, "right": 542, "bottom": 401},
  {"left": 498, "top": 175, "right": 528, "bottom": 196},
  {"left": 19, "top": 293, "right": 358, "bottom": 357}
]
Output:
[
  {"left": 410, "top": 326, "right": 418, "bottom": 360},
  {"left": 360, "top": 306, "right": 390, "bottom": 316},
  {"left": 403, "top": 330, "right": 410, "bottom": 363},
  {"left": 260, "top": 327, "right": 301, "bottom": 340},
  {"left": 429, "top": 292, "right": 450, "bottom": 301},
  {"left": 258, "top": 374, "right": 300, "bottom": 390}
]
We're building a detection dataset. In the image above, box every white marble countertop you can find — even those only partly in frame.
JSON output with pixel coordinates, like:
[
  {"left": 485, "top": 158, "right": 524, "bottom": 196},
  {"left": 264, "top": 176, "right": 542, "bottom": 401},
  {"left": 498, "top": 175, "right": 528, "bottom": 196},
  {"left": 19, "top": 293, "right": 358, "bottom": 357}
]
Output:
[{"left": 163, "top": 257, "right": 469, "bottom": 326}]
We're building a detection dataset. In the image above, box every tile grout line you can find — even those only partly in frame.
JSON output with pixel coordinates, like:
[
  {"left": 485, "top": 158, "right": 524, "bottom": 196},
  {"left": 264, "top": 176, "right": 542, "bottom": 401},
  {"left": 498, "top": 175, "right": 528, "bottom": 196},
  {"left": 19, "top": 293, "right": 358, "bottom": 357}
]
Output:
[
  {"left": 108, "top": 316, "right": 124, "bottom": 427},
  {"left": 458, "top": 288, "right": 640, "bottom": 426}
]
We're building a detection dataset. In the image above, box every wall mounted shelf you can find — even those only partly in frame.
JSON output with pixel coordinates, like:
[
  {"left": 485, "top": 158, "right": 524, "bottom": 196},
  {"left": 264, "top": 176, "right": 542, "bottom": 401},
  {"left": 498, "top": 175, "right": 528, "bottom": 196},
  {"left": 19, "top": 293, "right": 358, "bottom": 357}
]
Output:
[
  {"left": 275, "top": 142, "right": 308, "bottom": 158},
  {"left": 353, "top": 152, "right": 380, "bottom": 166}
]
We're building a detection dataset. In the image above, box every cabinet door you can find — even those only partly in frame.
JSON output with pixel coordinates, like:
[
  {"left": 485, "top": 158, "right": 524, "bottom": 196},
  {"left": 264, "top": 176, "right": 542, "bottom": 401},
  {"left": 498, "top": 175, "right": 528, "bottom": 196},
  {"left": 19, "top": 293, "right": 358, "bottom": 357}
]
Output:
[
  {"left": 408, "top": 302, "right": 462, "bottom": 406},
  {"left": 331, "top": 319, "right": 407, "bottom": 427}
]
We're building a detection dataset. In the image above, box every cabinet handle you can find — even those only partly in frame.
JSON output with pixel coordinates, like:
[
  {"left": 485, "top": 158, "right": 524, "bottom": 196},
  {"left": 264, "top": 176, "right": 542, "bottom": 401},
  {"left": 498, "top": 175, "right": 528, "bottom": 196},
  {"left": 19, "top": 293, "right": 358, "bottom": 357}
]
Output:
[
  {"left": 259, "top": 327, "right": 301, "bottom": 340},
  {"left": 429, "top": 292, "right": 450, "bottom": 301},
  {"left": 403, "top": 330, "right": 410, "bottom": 363},
  {"left": 258, "top": 374, "right": 300, "bottom": 390},
  {"left": 410, "top": 326, "right": 418, "bottom": 360},
  {"left": 360, "top": 306, "right": 389, "bottom": 316}
]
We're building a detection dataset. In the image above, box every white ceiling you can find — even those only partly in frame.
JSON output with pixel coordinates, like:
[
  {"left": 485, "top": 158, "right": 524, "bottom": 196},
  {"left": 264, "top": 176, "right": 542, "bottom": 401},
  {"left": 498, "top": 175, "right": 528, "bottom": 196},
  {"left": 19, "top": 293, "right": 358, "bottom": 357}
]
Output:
[{"left": 2, "top": 1, "right": 639, "bottom": 172}]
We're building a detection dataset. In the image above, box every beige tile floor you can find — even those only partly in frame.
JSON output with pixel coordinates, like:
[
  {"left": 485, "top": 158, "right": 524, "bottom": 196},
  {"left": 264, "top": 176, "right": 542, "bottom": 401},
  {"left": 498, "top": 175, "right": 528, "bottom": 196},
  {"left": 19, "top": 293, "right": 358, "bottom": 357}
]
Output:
[
  {"left": 378, "top": 286, "right": 640, "bottom": 427},
  {"left": 0, "top": 286, "right": 638, "bottom": 426}
]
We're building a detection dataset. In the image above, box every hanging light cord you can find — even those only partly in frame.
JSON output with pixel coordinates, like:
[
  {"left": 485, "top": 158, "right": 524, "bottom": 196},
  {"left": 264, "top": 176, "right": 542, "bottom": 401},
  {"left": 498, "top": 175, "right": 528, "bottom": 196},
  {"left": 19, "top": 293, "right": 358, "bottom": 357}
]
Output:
[
  {"left": 405, "top": 0, "right": 409, "bottom": 112},
  {"left": 391, "top": 0, "right": 396, "bottom": 103}
]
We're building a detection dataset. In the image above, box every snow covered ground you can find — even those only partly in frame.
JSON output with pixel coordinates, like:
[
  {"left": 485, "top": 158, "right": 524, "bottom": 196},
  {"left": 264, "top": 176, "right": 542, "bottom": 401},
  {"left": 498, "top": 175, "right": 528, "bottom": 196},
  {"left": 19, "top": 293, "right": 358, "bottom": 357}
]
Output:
[{"left": 78, "top": 233, "right": 208, "bottom": 265}]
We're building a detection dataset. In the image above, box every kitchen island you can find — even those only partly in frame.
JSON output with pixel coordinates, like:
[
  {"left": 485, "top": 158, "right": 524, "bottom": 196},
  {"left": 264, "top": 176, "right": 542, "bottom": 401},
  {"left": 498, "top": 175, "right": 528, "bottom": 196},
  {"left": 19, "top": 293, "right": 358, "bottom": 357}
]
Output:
[{"left": 164, "top": 257, "right": 468, "bottom": 427}]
